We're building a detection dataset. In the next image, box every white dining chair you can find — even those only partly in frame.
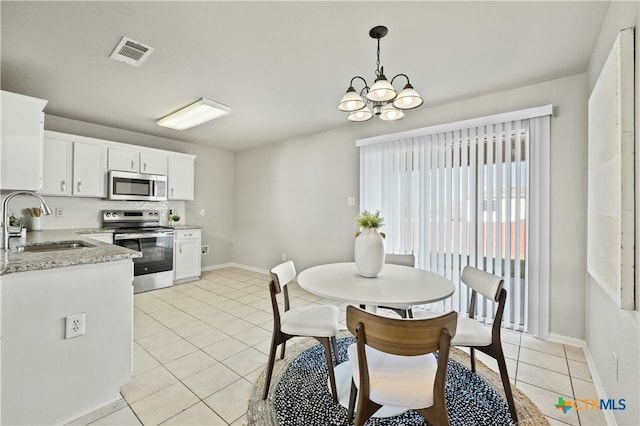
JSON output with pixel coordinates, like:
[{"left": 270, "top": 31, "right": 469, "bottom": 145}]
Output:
[
  {"left": 346, "top": 305, "right": 458, "bottom": 426},
  {"left": 375, "top": 253, "right": 416, "bottom": 318},
  {"left": 262, "top": 260, "right": 340, "bottom": 402},
  {"left": 414, "top": 265, "right": 518, "bottom": 423}
]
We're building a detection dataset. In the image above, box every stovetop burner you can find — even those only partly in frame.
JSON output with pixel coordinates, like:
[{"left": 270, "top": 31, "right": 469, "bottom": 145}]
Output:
[
  {"left": 102, "top": 209, "right": 171, "bottom": 232},
  {"left": 113, "top": 226, "right": 173, "bottom": 234}
]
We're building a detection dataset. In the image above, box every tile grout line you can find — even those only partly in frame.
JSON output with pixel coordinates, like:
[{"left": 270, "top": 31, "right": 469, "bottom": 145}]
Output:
[{"left": 130, "top": 279, "right": 261, "bottom": 425}]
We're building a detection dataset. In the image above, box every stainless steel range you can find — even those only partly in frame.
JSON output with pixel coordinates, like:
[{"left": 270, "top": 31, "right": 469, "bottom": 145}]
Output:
[{"left": 103, "top": 210, "right": 174, "bottom": 294}]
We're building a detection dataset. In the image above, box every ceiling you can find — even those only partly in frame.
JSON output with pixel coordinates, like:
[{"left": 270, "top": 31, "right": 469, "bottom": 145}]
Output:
[{"left": 1, "top": 1, "right": 609, "bottom": 152}]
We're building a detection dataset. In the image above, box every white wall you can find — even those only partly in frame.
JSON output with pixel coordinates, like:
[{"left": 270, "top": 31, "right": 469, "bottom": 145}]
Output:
[
  {"left": 42, "top": 116, "right": 235, "bottom": 267},
  {"left": 234, "top": 132, "right": 361, "bottom": 271},
  {"left": 234, "top": 72, "right": 588, "bottom": 340},
  {"left": 585, "top": 2, "right": 639, "bottom": 424}
]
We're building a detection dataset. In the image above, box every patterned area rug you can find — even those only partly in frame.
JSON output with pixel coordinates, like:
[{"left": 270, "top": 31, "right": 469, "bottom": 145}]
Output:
[{"left": 248, "top": 332, "right": 549, "bottom": 426}]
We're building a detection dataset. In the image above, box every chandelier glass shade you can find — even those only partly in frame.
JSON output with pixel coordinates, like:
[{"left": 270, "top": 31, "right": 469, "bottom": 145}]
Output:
[{"left": 338, "top": 26, "right": 423, "bottom": 122}]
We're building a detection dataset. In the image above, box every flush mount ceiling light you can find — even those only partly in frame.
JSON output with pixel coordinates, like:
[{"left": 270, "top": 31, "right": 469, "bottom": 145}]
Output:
[
  {"left": 338, "top": 26, "right": 423, "bottom": 122},
  {"left": 157, "top": 98, "right": 231, "bottom": 130}
]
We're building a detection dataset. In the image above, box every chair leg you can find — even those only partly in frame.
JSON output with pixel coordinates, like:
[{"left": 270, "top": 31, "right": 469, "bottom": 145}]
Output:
[
  {"left": 321, "top": 338, "right": 338, "bottom": 403},
  {"left": 331, "top": 336, "right": 339, "bottom": 365},
  {"left": 262, "top": 336, "right": 279, "bottom": 400},
  {"left": 407, "top": 308, "right": 413, "bottom": 318},
  {"left": 354, "top": 396, "right": 382, "bottom": 426},
  {"left": 496, "top": 351, "right": 518, "bottom": 423},
  {"left": 279, "top": 340, "right": 287, "bottom": 359},
  {"left": 470, "top": 347, "right": 476, "bottom": 373},
  {"left": 347, "top": 380, "right": 357, "bottom": 422}
]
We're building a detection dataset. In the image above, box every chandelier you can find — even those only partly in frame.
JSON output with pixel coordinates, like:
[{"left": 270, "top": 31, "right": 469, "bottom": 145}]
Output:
[{"left": 338, "top": 26, "right": 423, "bottom": 122}]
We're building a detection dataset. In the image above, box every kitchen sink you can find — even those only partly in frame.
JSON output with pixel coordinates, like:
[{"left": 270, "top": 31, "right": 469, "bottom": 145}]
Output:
[{"left": 16, "top": 241, "right": 95, "bottom": 253}]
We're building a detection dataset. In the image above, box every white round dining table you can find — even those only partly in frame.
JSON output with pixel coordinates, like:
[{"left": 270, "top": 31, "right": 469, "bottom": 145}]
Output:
[
  {"left": 297, "top": 262, "right": 454, "bottom": 307},
  {"left": 298, "top": 262, "right": 455, "bottom": 417}
]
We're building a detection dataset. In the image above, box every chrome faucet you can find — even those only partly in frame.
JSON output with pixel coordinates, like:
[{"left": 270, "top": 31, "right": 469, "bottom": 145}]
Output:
[{"left": 1, "top": 191, "right": 53, "bottom": 251}]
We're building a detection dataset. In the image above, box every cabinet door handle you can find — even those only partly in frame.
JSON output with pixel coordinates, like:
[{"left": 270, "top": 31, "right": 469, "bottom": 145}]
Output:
[
  {"left": 171, "top": 188, "right": 174, "bottom": 197},
  {"left": 143, "top": 162, "right": 147, "bottom": 171},
  {"left": 77, "top": 181, "right": 82, "bottom": 193},
  {"left": 131, "top": 160, "right": 135, "bottom": 170},
  {"left": 61, "top": 180, "right": 66, "bottom": 192},
  {"left": 179, "top": 244, "right": 182, "bottom": 254}
]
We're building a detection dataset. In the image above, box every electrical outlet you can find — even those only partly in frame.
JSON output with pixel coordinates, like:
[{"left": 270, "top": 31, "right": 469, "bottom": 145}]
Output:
[
  {"left": 55, "top": 208, "right": 64, "bottom": 218},
  {"left": 347, "top": 196, "right": 356, "bottom": 206},
  {"left": 282, "top": 254, "right": 286, "bottom": 261},
  {"left": 613, "top": 352, "right": 619, "bottom": 381},
  {"left": 65, "top": 313, "right": 86, "bottom": 339},
  {"left": 200, "top": 208, "right": 205, "bottom": 216},
  {"left": 201, "top": 245, "right": 209, "bottom": 255}
]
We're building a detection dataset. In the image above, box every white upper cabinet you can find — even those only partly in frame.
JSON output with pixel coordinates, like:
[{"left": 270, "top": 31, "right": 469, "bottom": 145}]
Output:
[
  {"left": 108, "top": 148, "right": 167, "bottom": 175},
  {"left": 42, "top": 137, "right": 72, "bottom": 195},
  {"left": 41, "top": 133, "right": 106, "bottom": 197},
  {"left": 73, "top": 141, "right": 106, "bottom": 197},
  {"left": 140, "top": 151, "right": 167, "bottom": 175},
  {"left": 108, "top": 147, "right": 139, "bottom": 172},
  {"left": 1, "top": 91, "right": 48, "bottom": 191},
  {"left": 168, "top": 156, "right": 194, "bottom": 200},
  {"left": 41, "top": 130, "right": 195, "bottom": 201}
]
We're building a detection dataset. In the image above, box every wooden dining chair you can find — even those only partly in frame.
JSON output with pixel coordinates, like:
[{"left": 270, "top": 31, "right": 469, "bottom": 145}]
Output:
[
  {"left": 346, "top": 305, "right": 457, "bottom": 426},
  {"left": 416, "top": 266, "right": 518, "bottom": 423},
  {"left": 262, "top": 260, "right": 340, "bottom": 402},
  {"left": 373, "top": 253, "right": 416, "bottom": 318}
]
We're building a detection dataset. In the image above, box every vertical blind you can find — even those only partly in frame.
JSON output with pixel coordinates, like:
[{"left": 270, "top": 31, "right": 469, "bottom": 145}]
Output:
[{"left": 359, "top": 108, "right": 551, "bottom": 332}]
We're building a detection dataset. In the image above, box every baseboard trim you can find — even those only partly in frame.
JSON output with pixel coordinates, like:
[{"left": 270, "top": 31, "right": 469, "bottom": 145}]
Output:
[
  {"left": 201, "top": 263, "right": 269, "bottom": 275},
  {"left": 582, "top": 345, "right": 617, "bottom": 425},
  {"left": 546, "top": 333, "right": 617, "bottom": 425},
  {"left": 547, "top": 332, "right": 586, "bottom": 349},
  {"left": 201, "top": 263, "right": 235, "bottom": 272},
  {"left": 61, "top": 395, "right": 125, "bottom": 426}
]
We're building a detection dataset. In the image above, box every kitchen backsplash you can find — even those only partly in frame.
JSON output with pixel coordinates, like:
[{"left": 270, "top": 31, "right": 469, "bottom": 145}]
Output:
[{"left": 0, "top": 192, "right": 186, "bottom": 230}]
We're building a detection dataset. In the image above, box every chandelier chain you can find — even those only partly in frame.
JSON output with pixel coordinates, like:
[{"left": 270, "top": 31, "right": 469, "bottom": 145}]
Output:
[{"left": 375, "top": 38, "right": 381, "bottom": 77}]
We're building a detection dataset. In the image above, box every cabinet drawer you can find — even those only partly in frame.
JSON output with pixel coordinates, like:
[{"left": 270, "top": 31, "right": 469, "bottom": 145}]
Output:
[{"left": 175, "top": 229, "right": 200, "bottom": 240}]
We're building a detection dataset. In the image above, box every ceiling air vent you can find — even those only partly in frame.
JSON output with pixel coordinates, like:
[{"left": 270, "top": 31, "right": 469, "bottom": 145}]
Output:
[{"left": 109, "top": 36, "right": 154, "bottom": 67}]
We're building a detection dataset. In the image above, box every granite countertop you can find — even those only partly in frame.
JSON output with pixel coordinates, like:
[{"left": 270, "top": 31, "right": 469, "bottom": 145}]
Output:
[
  {"left": 0, "top": 229, "right": 141, "bottom": 276},
  {"left": 75, "top": 228, "right": 116, "bottom": 234},
  {"left": 170, "top": 224, "right": 201, "bottom": 230}
]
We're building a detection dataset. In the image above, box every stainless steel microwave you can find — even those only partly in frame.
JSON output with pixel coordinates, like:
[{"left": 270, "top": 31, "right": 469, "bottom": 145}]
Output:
[{"left": 108, "top": 170, "right": 167, "bottom": 201}]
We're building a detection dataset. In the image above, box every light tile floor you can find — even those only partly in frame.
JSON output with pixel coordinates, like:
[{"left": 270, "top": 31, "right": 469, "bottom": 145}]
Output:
[{"left": 69, "top": 267, "right": 606, "bottom": 426}]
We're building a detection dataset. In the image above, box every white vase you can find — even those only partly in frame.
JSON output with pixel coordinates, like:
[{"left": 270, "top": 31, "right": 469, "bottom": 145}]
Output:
[{"left": 354, "top": 229, "right": 385, "bottom": 277}]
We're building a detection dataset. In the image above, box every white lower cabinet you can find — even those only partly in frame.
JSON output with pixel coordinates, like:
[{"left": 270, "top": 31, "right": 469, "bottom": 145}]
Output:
[{"left": 174, "top": 229, "right": 201, "bottom": 283}]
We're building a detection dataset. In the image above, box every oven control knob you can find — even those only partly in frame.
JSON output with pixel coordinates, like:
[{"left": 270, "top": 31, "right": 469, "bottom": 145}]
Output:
[
  {"left": 112, "top": 212, "right": 118, "bottom": 217},
  {"left": 149, "top": 212, "right": 153, "bottom": 216},
  {"left": 154, "top": 212, "right": 158, "bottom": 216},
  {"left": 105, "top": 213, "right": 111, "bottom": 217}
]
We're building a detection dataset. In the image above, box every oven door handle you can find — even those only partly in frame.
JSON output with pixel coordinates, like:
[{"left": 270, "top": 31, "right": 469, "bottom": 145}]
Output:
[{"left": 114, "top": 232, "right": 175, "bottom": 240}]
